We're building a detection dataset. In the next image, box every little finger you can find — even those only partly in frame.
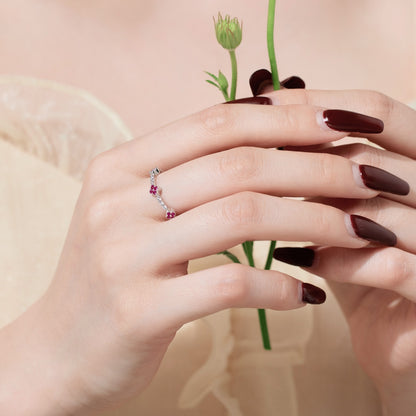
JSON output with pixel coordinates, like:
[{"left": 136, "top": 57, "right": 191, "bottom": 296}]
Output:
[{"left": 273, "top": 246, "right": 416, "bottom": 304}]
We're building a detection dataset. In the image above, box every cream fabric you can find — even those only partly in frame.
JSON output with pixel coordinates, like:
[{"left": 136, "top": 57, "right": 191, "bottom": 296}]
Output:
[{"left": 0, "top": 76, "right": 390, "bottom": 415}]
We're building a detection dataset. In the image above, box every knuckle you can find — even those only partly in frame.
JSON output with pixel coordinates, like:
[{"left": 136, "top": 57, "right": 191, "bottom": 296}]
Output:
[
  {"left": 218, "top": 147, "right": 262, "bottom": 183},
  {"left": 220, "top": 192, "right": 260, "bottom": 227},
  {"left": 312, "top": 154, "right": 338, "bottom": 186},
  {"left": 215, "top": 264, "right": 250, "bottom": 305},
  {"left": 197, "top": 104, "right": 235, "bottom": 138},
  {"left": 278, "top": 105, "right": 300, "bottom": 132},
  {"left": 84, "top": 191, "right": 118, "bottom": 233},
  {"left": 362, "top": 90, "right": 394, "bottom": 125},
  {"left": 345, "top": 142, "right": 384, "bottom": 167},
  {"left": 382, "top": 251, "right": 412, "bottom": 290},
  {"left": 312, "top": 207, "right": 333, "bottom": 237},
  {"left": 85, "top": 151, "right": 112, "bottom": 178}
]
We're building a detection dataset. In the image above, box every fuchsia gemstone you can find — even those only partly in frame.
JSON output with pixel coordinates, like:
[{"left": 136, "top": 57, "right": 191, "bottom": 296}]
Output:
[
  {"left": 150, "top": 185, "right": 158, "bottom": 195},
  {"left": 166, "top": 210, "right": 176, "bottom": 219}
]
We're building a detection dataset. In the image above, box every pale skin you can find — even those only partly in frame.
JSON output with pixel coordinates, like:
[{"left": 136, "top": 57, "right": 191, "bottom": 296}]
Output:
[
  {"left": 0, "top": 88, "right": 415, "bottom": 415},
  {"left": 0, "top": 1, "right": 415, "bottom": 415}
]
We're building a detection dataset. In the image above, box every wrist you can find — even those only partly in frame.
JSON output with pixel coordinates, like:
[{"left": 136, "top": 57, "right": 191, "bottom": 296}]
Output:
[{"left": 0, "top": 297, "right": 81, "bottom": 416}]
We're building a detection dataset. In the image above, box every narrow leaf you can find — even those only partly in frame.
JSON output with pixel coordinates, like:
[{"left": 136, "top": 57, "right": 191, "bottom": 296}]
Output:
[
  {"left": 204, "top": 70, "right": 219, "bottom": 82},
  {"left": 218, "top": 250, "right": 241, "bottom": 264},
  {"left": 206, "top": 79, "right": 221, "bottom": 89}
]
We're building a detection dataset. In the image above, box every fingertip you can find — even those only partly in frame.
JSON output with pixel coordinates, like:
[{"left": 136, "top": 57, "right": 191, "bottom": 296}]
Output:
[
  {"left": 273, "top": 247, "right": 315, "bottom": 267},
  {"left": 249, "top": 69, "right": 306, "bottom": 96},
  {"left": 301, "top": 283, "right": 327, "bottom": 304}
]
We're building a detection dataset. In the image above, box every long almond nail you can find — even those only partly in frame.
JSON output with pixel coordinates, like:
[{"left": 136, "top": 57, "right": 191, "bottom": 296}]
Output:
[
  {"left": 347, "top": 214, "right": 397, "bottom": 246},
  {"left": 280, "top": 75, "right": 306, "bottom": 89},
  {"left": 302, "top": 283, "right": 326, "bottom": 304},
  {"left": 319, "top": 109, "right": 384, "bottom": 134},
  {"left": 250, "top": 69, "right": 306, "bottom": 95},
  {"left": 249, "top": 69, "right": 273, "bottom": 96},
  {"left": 354, "top": 164, "right": 410, "bottom": 196},
  {"left": 225, "top": 96, "right": 272, "bottom": 105},
  {"left": 273, "top": 247, "right": 315, "bottom": 267}
]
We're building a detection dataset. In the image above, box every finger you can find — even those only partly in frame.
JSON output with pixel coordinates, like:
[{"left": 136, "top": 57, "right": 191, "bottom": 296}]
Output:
[
  {"left": 116, "top": 103, "right": 383, "bottom": 176},
  {"left": 249, "top": 69, "right": 305, "bottom": 96},
  {"left": 273, "top": 245, "right": 416, "bottom": 306},
  {"left": 304, "top": 196, "right": 416, "bottom": 255},
  {"left": 320, "top": 143, "right": 415, "bottom": 207},
  {"left": 152, "top": 193, "right": 397, "bottom": 269},
  {"left": 143, "top": 148, "right": 409, "bottom": 218},
  {"left": 266, "top": 89, "right": 416, "bottom": 158},
  {"left": 153, "top": 263, "right": 325, "bottom": 331}
]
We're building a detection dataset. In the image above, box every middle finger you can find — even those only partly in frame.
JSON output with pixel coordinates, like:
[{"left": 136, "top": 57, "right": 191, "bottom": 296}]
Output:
[{"left": 141, "top": 147, "right": 409, "bottom": 218}]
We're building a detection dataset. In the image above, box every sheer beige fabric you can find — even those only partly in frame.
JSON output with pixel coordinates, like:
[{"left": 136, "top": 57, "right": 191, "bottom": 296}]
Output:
[{"left": 0, "top": 76, "right": 387, "bottom": 415}]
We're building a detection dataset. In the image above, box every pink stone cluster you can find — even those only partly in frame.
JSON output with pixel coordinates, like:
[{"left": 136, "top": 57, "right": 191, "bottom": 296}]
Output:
[
  {"left": 166, "top": 210, "right": 176, "bottom": 219},
  {"left": 149, "top": 185, "right": 158, "bottom": 195}
]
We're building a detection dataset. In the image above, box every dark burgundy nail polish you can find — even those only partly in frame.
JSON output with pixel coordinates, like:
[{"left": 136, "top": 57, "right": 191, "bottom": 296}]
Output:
[
  {"left": 302, "top": 283, "right": 326, "bottom": 305},
  {"left": 280, "top": 75, "right": 306, "bottom": 89},
  {"left": 350, "top": 214, "right": 397, "bottom": 246},
  {"left": 249, "top": 69, "right": 273, "bottom": 96},
  {"left": 273, "top": 247, "right": 315, "bottom": 267},
  {"left": 225, "top": 96, "right": 272, "bottom": 105},
  {"left": 323, "top": 109, "right": 384, "bottom": 134},
  {"left": 359, "top": 165, "right": 410, "bottom": 196}
]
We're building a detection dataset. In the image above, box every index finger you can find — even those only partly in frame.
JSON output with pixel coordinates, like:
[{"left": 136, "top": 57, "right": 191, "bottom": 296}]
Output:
[
  {"left": 113, "top": 101, "right": 383, "bottom": 176},
  {"left": 267, "top": 89, "right": 416, "bottom": 159}
]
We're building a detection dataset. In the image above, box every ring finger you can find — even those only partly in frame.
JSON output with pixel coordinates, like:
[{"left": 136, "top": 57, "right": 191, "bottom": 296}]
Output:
[{"left": 149, "top": 193, "right": 397, "bottom": 271}]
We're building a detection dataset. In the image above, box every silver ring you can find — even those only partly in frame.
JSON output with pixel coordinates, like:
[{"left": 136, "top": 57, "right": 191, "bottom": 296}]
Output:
[{"left": 149, "top": 168, "right": 176, "bottom": 219}]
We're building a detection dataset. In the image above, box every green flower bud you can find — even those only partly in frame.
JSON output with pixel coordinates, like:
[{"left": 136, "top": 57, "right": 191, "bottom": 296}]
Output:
[{"left": 214, "top": 13, "right": 242, "bottom": 51}]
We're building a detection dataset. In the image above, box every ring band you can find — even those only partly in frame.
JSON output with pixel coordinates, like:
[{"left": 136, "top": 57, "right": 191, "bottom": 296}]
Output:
[{"left": 149, "top": 168, "right": 176, "bottom": 219}]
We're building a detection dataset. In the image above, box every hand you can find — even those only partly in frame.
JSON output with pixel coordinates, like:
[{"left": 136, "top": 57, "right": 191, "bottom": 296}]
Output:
[
  {"left": 0, "top": 90, "right": 402, "bottom": 415},
  {"left": 272, "top": 89, "right": 416, "bottom": 415}
]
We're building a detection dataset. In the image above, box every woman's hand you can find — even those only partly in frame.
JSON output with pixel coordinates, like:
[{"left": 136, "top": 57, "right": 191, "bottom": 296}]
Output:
[
  {"left": 0, "top": 90, "right": 404, "bottom": 415},
  {"left": 271, "top": 89, "right": 416, "bottom": 415}
]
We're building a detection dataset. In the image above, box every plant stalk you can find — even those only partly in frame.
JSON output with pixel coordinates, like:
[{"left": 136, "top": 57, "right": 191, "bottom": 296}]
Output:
[
  {"left": 229, "top": 50, "right": 238, "bottom": 100},
  {"left": 267, "top": 0, "right": 280, "bottom": 90}
]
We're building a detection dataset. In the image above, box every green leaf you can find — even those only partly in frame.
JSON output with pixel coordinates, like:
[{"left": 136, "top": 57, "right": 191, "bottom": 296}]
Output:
[
  {"left": 206, "top": 79, "right": 220, "bottom": 89},
  {"left": 217, "top": 70, "right": 229, "bottom": 90},
  {"left": 204, "top": 71, "right": 219, "bottom": 82},
  {"left": 218, "top": 250, "right": 241, "bottom": 264}
]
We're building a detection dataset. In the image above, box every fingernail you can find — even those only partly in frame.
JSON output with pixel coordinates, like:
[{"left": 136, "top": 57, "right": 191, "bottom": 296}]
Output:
[
  {"left": 346, "top": 214, "right": 397, "bottom": 246},
  {"left": 273, "top": 247, "right": 315, "bottom": 267},
  {"left": 301, "top": 283, "right": 326, "bottom": 305},
  {"left": 250, "top": 70, "right": 306, "bottom": 96},
  {"left": 225, "top": 96, "right": 272, "bottom": 105},
  {"left": 280, "top": 75, "right": 306, "bottom": 89},
  {"left": 318, "top": 109, "right": 384, "bottom": 134},
  {"left": 249, "top": 69, "right": 273, "bottom": 96},
  {"left": 353, "top": 164, "right": 410, "bottom": 196}
]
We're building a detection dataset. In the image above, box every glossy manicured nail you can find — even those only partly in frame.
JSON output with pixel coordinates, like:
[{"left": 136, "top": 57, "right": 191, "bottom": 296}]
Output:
[
  {"left": 346, "top": 214, "right": 397, "bottom": 246},
  {"left": 225, "top": 96, "right": 272, "bottom": 105},
  {"left": 249, "top": 69, "right": 273, "bottom": 96},
  {"left": 280, "top": 75, "right": 306, "bottom": 89},
  {"left": 250, "top": 69, "right": 306, "bottom": 96},
  {"left": 319, "top": 109, "right": 384, "bottom": 134},
  {"left": 302, "top": 283, "right": 326, "bottom": 305},
  {"left": 353, "top": 164, "right": 410, "bottom": 196},
  {"left": 273, "top": 247, "right": 315, "bottom": 267}
]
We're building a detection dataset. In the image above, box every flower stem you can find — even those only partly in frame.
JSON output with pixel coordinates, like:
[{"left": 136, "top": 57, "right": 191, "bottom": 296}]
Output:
[
  {"left": 267, "top": 0, "right": 280, "bottom": 90},
  {"left": 256, "top": 240, "right": 276, "bottom": 351},
  {"left": 264, "top": 240, "right": 277, "bottom": 271},
  {"left": 242, "top": 241, "right": 255, "bottom": 268},
  {"left": 258, "top": 309, "right": 271, "bottom": 350},
  {"left": 229, "top": 50, "right": 238, "bottom": 100},
  {"left": 256, "top": 0, "right": 282, "bottom": 351}
]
